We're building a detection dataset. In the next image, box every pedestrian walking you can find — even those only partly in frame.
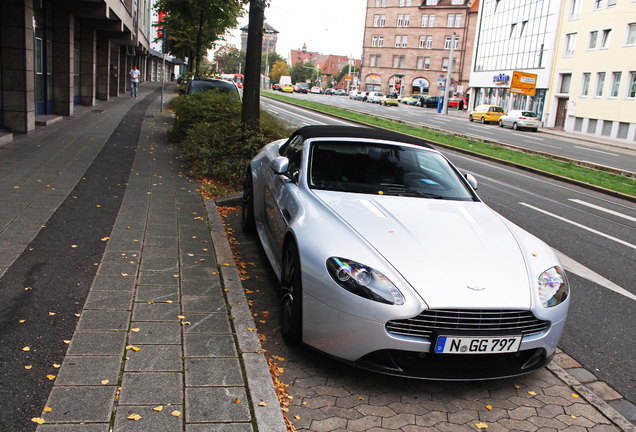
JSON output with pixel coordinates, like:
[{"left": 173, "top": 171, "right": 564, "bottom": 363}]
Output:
[
  {"left": 129, "top": 65, "right": 140, "bottom": 98},
  {"left": 458, "top": 98, "right": 464, "bottom": 111}
]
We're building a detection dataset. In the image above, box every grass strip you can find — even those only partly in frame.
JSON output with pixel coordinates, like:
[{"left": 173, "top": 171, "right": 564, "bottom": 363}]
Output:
[{"left": 264, "top": 91, "right": 635, "bottom": 198}]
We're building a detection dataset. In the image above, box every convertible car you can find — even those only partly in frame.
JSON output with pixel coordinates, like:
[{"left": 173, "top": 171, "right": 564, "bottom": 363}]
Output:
[{"left": 241, "top": 125, "right": 570, "bottom": 379}]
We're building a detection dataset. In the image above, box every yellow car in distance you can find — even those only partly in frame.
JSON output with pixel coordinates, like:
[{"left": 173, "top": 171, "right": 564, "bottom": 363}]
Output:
[
  {"left": 282, "top": 84, "right": 294, "bottom": 93},
  {"left": 469, "top": 104, "right": 504, "bottom": 124}
]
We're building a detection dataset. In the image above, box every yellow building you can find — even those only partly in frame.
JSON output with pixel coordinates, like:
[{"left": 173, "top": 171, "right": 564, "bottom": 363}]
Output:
[{"left": 546, "top": 0, "right": 636, "bottom": 141}]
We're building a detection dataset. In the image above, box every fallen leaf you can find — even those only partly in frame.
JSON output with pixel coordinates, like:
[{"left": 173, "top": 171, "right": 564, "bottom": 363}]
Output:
[
  {"left": 571, "top": 415, "right": 577, "bottom": 419},
  {"left": 49, "top": 312, "right": 56, "bottom": 316},
  {"left": 235, "top": 398, "right": 241, "bottom": 404},
  {"left": 172, "top": 274, "right": 178, "bottom": 278},
  {"left": 248, "top": 328, "right": 254, "bottom": 331},
  {"left": 485, "top": 405, "right": 493, "bottom": 410},
  {"left": 71, "top": 245, "right": 77, "bottom": 248},
  {"left": 31, "top": 417, "right": 45, "bottom": 424},
  {"left": 166, "top": 300, "right": 173, "bottom": 304},
  {"left": 571, "top": 393, "right": 580, "bottom": 398},
  {"left": 258, "top": 402, "right": 267, "bottom": 406},
  {"left": 153, "top": 406, "right": 163, "bottom": 412},
  {"left": 43, "top": 407, "right": 52, "bottom": 412},
  {"left": 53, "top": 363, "right": 61, "bottom": 368},
  {"left": 475, "top": 422, "right": 488, "bottom": 429},
  {"left": 24, "top": 365, "right": 32, "bottom": 370},
  {"left": 177, "top": 315, "right": 186, "bottom": 319},
  {"left": 22, "top": 346, "right": 30, "bottom": 351},
  {"left": 63, "top": 340, "right": 71, "bottom": 344},
  {"left": 121, "top": 273, "right": 128, "bottom": 277},
  {"left": 127, "top": 413, "right": 142, "bottom": 421},
  {"left": 46, "top": 374, "right": 56, "bottom": 380},
  {"left": 25, "top": 287, "right": 32, "bottom": 291},
  {"left": 19, "top": 319, "right": 26, "bottom": 323},
  {"left": 131, "top": 328, "right": 140, "bottom": 332},
  {"left": 181, "top": 321, "right": 191, "bottom": 325},
  {"left": 74, "top": 313, "right": 81, "bottom": 317},
  {"left": 101, "top": 380, "right": 109, "bottom": 385},
  {"left": 171, "top": 410, "right": 181, "bottom": 417},
  {"left": 295, "top": 415, "right": 301, "bottom": 420},
  {"left": 528, "top": 391, "right": 537, "bottom": 396},
  {"left": 101, "top": 237, "right": 110, "bottom": 241}
]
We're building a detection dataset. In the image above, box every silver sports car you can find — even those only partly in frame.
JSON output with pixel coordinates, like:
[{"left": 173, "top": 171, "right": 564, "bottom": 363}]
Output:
[{"left": 241, "top": 125, "right": 570, "bottom": 379}]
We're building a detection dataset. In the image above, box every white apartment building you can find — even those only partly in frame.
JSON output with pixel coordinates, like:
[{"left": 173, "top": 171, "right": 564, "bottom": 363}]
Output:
[
  {"left": 546, "top": 0, "right": 636, "bottom": 142},
  {"left": 468, "top": 0, "right": 563, "bottom": 119}
]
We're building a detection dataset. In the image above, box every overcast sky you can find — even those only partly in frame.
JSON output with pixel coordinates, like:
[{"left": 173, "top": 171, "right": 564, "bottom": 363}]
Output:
[{"left": 223, "top": 0, "right": 368, "bottom": 59}]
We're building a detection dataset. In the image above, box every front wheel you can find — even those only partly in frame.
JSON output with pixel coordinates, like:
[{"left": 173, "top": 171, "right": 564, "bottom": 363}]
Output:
[
  {"left": 499, "top": 120, "right": 504, "bottom": 127},
  {"left": 280, "top": 242, "right": 303, "bottom": 344},
  {"left": 469, "top": 115, "right": 474, "bottom": 122},
  {"left": 241, "top": 166, "right": 256, "bottom": 233}
]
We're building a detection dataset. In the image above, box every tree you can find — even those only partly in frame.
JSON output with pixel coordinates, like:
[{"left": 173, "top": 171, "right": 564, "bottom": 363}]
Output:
[
  {"left": 242, "top": 0, "right": 266, "bottom": 130},
  {"left": 270, "top": 60, "right": 289, "bottom": 85},
  {"left": 154, "top": 0, "right": 248, "bottom": 76},
  {"left": 289, "top": 61, "right": 315, "bottom": 85},
  {"left": 332, "top": 64, "right": 360, "bottom": 87},
  {"left": 261, "top": 51, "right": 285, "bottom": 75},
  {"left": 213, "top": 44, "right": 246, "bottom": 74}
]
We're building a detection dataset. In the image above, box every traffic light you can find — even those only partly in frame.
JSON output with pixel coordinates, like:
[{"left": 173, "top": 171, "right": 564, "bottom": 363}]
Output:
[{"left": 157, "top": 11, "right": 166, "bottom": 38}]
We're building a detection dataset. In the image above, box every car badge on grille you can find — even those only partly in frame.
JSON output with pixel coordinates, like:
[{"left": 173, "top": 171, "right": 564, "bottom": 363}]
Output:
[{"left": 467, "top": 285, "right": 486, "bottom": 291}]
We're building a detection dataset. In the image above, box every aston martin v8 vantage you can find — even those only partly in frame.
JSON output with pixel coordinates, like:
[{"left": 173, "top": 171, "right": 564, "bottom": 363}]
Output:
[{"left": 241, "top": 125, "right": 570, "bottom": 379}]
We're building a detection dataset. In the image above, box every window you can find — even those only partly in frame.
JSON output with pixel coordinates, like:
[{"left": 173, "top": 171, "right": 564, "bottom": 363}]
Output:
[
  {"left": 447, "top": 15, "right": 455, "bottom": 27},
  {"left": 375, "top": 0, "right": 387, "bottom": 6},
  {"left": 429, "top": 15, "right": 436, "bottom": 27},
  {"left": 426, "top": 0, "right": 439, "bottom": 5},
  {"left": 601, "top": 29, "right": 611, "bottom": 48},
  {"left": 400, "top": 56, "right": 406, "bottom": 68},
  {"left": 376, "top": 54, "right": 382, "bottom": 67},
  {"left": 611, "top": 72, "right": 622, "bottom": 97},
  {"left": 588, "top": 31, "right": 598, "bottom": 49},
  {"left": 628, "top": 72, "right": 636, "bottom": 98},
  {"left": 424, "top": 57, "right": 430, "bottom": 69},
  {"left": 569, "top": 0, "right": 582, "bottom": 18},
  {"left": 451, "top": 0, "right": 464, "bottom": 4},
  {"left": 374, "top": 15, "right": 379, "bottom": 27},
  {"left": 380, "top": 15, "right": 386, "bottom": 26},
  {"left": 422, "top": 14, "right": 429, "bottom": 27},
  {"left": 372, "top": 35, "right": 378, "bottom": 47},
  {"left": 596, "top": 72, "right": 606, "bottom": 96},
  {"left": 581, "top": 73, "right": 591, "bottom": 96},
  {"left": 455, "top": 15, "right": 462, "bottom": 27},
  {"left": 404, "top": 15, "right": 410, "bottom": 27},
  {"left": 444, "top": 36, "right": 459, "bottom": 49},
  {"left": 442, "top": 58, "right": 448, "bottom": 70},
  {"left": 417, "top": 56, "right": 424, "bottom": 69},
  {"left": 397, "top": 15, "right": 404, "bottom": 27},
  {"left": 419, "top": 35, "right": 426, "bottom": 48},
  {"left": 626, "top": 23, "right": 636, "bottom": 46},
  {"left": 378, "top": 35, "right": 384, "bottom": 47},
  {"left": 402, "top": 36, "right": 408, "bottom": 47},
  {"left": 393, "top": 55, "right": 399, "bottom": 68},
  {"left": 395, "top": 35, "right": 402, "bottom": 47},
  {"left": 370, "top": 54, "right": 376, "bottom": 67},
  {"left": 399, "top": 0, "right": 412, "bottom": 5},
  {"left": 426, "top": 35, "right": 433, "bottom": 49},
  {"left": 565, "top": 33, "right": 577, "bottom": 56},
  {"left": 594, "top": 0, "right": 603, "bottom": 10},
  {"left": 560, "top": 73, "right": 572, "bottom": 93},
  {"left": 608, "top": 0, "right": 617, "bottom": 6}
]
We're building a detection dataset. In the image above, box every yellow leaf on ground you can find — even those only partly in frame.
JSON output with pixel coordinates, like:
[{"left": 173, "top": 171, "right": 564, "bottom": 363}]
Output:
[
  {"left": 25, "top": 287, "right": 32, "bottom": 291},
  {"left": 166, "top": 300, "right": 173, "bottom": 304},
  {"left": 31, "top": 417, "right": 45, "bottom": 424},
  {"left": 22, "top": 346, "right": 30, "bottom": 351},
  {"left": 127, "top": 413, "right": 142, "bottom": 421},
  {"left": 258, "top": 402, "right": 267, "bottom": 406},
  {"left": 74, "top": 313, "right": 80, "bottom": 317},
  {"left": 101, "top": 237, "right": 110, "bottom": 241},
  {"left": 181, "top": 321, "right": 191, "bottom": 325},
  {"left": 235, "top": 398, "right": 241, "bottom": 404},
  {"left": 101, "top": 380, "right": 109, "bottom": 385},
  {"left": 63, "top": 340, "right": 71, "bottom": 344},
  {"left": 46, "top": 374, "right": 56, "bottom": 380},
  {"left": 528, "top": 391, "right": 537, "bottom": 396},
  {"left": 485, "top": 405, "right": 493, "bottom": 410},
  {"left": 24, "top": 365, "right": 32, "bottom": 369},
  {"left": 171, "top": 410, "right": 181, "bottom": 417},
  {"left": 172, "top": 274, "right": 178, "bottom": 278},
  {"left": 121, "top": 273, "right": 128, "bottom": 277},
  {"left": 152, "top": 406, "right": 163, "bottom": 412},
  {"left": 571, "top": 394, "right": 580, "bottom": 398},
  {"left": 177, "top": 315, "right": 186, "bottom": 319},
  {"left": 43, "top": 407, "right": 52, "bottom": 412},
  {"left": 53, "top": 363, "right": 60, "bottom": 368},
  {"left": 295, "top": 416, "right": 300, "bottom": 420},
  {"left": 126, "top": 345, "right": 133, "bottom": 350},
  {"left": 19, "top": 319, "right": 26, "bottom": 323},
  {"left": 131, "top": 328, "right": 140, "bottom": 332},
  {"left": 49, "top": 312, "right": 56, "bottom": 316},
  {"left": 71, "top": 245, "right": 77, "bottom": 248},
  {"left": 131, "top": 346, "right": 140, "bottom": 352},
  {"left": 475, "top": 422, "right": 488, "bottom": 429}
]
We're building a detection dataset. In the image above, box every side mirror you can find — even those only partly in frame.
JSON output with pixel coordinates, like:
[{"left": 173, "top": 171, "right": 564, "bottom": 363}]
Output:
[
  {"left": 464, "top": 173, "right": 478, "bottom": 190},
  {"left": 271, "top": 156, "right": 289, "bottom": 176}
]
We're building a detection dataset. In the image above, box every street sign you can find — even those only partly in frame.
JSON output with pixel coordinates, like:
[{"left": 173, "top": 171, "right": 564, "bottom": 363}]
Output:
[{"left": 510, "top": 71, "right": 537, "bottom": 96}]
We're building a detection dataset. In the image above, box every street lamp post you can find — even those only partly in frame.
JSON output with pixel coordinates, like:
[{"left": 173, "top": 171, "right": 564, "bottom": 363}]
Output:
[
  {"left": 441, "top": 31, "right": 456, "bottom": 114},
  {"left": 302, "top": 65, "right": 321, "bottom": 88}
]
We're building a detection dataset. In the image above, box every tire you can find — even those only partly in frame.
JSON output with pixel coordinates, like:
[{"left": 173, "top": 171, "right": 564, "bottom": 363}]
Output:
[
  {"left": 499, "top": 120, "right": 504, "bottom": 127},
  {"left": 280, "top": 242, "right": 303, "bottom": 344},
  {"left": 513, "top": 122, "right": 519, "bottom": 130},
  {"left": 481, "top": 116, "right": 486, "bottom": 124},
  {"left": 469, "top": 115, "right": 473, "bottom": 122},
  {"left": 531, "top": 128, "right": 538, "bottom": 132},
  {"left": 241, "top": 166, "right": 256, "bottom": 233}
]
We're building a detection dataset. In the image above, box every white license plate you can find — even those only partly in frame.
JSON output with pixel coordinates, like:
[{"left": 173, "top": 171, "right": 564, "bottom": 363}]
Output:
[{"left": 434, "top": 336, "right": 522, "bottom": 354}]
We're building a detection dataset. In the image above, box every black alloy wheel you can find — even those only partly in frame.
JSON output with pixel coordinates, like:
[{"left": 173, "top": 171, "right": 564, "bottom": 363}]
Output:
[
  {"left": 280, "top": 242, "right": 303, "bottom": 344},
  {"left": 241, "top": 166, "right": 256, "bottom": 233}
]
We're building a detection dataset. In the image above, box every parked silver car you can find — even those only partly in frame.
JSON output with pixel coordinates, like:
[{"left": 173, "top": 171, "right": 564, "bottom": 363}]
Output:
[
  {"left": 241, "top": 125, "right": 570, "bottom": 379},
  {"left": 499, "top": 110, "right": 542, "bottom": 131}
]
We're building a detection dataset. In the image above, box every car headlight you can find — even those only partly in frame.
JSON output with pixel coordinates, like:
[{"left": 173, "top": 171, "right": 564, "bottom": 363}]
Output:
[
  {"left": 326, "top": 257, "right": 405, "bottom": 305},
  {"left": 538, "top": 266, "right": 569, "bottom": 307}
]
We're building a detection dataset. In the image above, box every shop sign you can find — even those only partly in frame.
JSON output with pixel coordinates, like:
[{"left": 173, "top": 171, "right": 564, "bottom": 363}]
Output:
[{"left": 493, "top": 73, "right": 510, "bottom": 85}]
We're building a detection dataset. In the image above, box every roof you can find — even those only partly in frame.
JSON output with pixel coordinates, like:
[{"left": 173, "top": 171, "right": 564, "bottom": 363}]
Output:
[{"left": 286, "top": 125, "right": 434, "bottom": 149}]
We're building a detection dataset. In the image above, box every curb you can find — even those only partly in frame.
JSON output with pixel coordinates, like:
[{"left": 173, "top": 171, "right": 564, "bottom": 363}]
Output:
[{"left": 204, "top": 197, "right": 287, "bottom": 432}]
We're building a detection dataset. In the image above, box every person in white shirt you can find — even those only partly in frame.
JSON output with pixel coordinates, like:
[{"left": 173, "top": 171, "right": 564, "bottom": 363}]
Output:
[{"left": 129, "top": 65, "right": 140, "bottom": 98}]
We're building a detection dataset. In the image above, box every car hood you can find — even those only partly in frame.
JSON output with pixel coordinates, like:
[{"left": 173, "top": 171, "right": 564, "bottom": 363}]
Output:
[{"left": 315, "top": 192, "right": 533, "bottom": 310}]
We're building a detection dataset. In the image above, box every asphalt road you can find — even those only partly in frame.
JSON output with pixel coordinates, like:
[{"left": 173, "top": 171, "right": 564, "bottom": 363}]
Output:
[{"left": 255, "top": 98, "right": 636, "bottom": 406}]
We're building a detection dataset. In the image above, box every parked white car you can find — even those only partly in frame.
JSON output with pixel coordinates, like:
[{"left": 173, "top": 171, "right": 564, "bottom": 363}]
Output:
[
  {"left": 499, "top": 110, "right": 542, "bottom": 131},
  {"left": 367, "top": 92, "right": 384, "bottom": 104}
]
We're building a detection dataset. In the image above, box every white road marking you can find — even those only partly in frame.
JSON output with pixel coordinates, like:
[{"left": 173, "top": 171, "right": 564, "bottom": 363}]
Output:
[
  {"left": 554, "top": 249, "right": 636, "bottom": 302},
  {"left": 569, "top": 199, "right": 636, "bottom": 223},
  {"left": 513, "top": 133, "right": 544, "bottom": 141},
  {"left": 519, "top": 202, "right": 636, "bottom": 250},
  {"left": 574, "top": 146, "right": 619, "bottom": 156}
]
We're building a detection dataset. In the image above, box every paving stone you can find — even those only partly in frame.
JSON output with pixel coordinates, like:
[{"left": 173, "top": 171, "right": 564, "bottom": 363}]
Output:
[
  {"left": 55, "top": 355, "right": 122, "bottom": 385},
  {"left": 310, "top": 416, "right": 348, "bottom": 432},
  {"left": 320, "top": 405, "right": 364, "bottom": 420},
  {"left": 128, "top": 321, "right": 181, "bottom": 344},
  {"left": 119, "top": 372, "right": 183, "bottom": 405},
  {"left": 553, "top": 353, "right": 582, "bottom": 369},
  {"left": 536, "top": 403, "right": 566, "bottom": 418},
  {"left": 91, "top": 275, "right": 136, "bottom": 291},
  {"left": 85, "top": 291, "right": 134, "bottom": 310},
  {"left": 509, "top": 406, "right": 538, "bottom": 420},
  {"left": 112, "top": 404, "right": 183, "bottom": 432},
  {"left": 184, "top": 334, "right": 237, "bottom": 357},
  {"left": 77, "top": 310, "right": 131, "bottom": 331},
  {"left": 182, "top": 278, "right": 222, "bottom": 296},
  {"left": 388, "top": 401, "right": 429, "bottom": 415},
  {"left": 181, "top": 266, "right": 218, "bottom": 282},
  {"left": 186, "top": 387, "right": 250, "bottom": 422},
  {"left": 138, "top": 270, "right": 179, "bottom": 286},
  {"left": 182, "top": 295, "right": 226, "bottom": 313},
  {"left": 448, "top": 409, "right": 479, "bottom": 424},
  {"left": 564, "top": 403, "right": 614, "bottom": 424},
  {"left": 143, "top": 235, "right": 178, "bottom": 249},
  {"left": 135, "top": 285, "right": 180, "bottom": 302},
  {"left": 586, "top": 381, "right": 624, "bottom": 401},
  {"left": 185, "top": 357, "right": 244, "bottom": 387},
  {"left": 609, "top": 399, "right": 636, "bottom": 421},
  {"left": 140, "top": 256, "right": 179, "bottom": 272},
  {"left": 132, "top": 302, "right": 180, "bottom": 321},
  {"left": 182, "top": 313, "right": 232, "bottom": 334},
  {"left": 40, "top": 386, "right": 117, "bottom": 423},
  {"left": 382, "top": 412, "right": 416, "bottom": 429},
  {"left": 186, "top": 424, "right": 254, "bottom": 432},
  {"left": 102, "top": 251, "right": 141, "bottom": 264},
  {"left": 141, "top": 246, "right": 179, "bottom": 260},
  {"left": 498, "top": 418, "right": 541, "bottom": 431},
  {"left": 97, "top": 261, "right": 139, "bottom": 277},
  {"left": 478, "top": 406, "right": 509, "bottom": 423},
  {"left": 347, "top": 415, "right": 382, "bottom": 431},
  {"left": 37, "top": 424, "right": 109, "bottom": 431},
  {"left": 66, "top": 331, "right": 127, "bottom": 355},
  {"left": 528, "top": 415, "right": 569, "bottom": 429},
  {"left": 356, "top": 404, "right": 396, "bottom": 417},
  {"left": 124, "top": 344, "right": 183, "bottom": 371},
  {"left": 303, "top": 395, "right": 337, "bottom": 409}
]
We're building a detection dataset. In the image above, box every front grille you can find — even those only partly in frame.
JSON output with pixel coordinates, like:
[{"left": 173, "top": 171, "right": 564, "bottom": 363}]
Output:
[{"left": 386, "top": 309, "right": 550, "bottom": 339}]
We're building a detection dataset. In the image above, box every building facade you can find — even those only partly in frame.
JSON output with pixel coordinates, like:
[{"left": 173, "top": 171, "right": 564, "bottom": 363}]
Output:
[
  {"left": 0, "top": 0, "right": 180, "bottom": 135},
  {"left": 360, "top": 0, "right": 479, "bottom": 98},
  {"left": 468, "top": 0, "right": 562, "bottom": 119},
  {"left": 545, "top": 0, "right": 636, "bottom": 142},
  {"left": 240, "top": 20, "right": 279, "bottom": 55}
]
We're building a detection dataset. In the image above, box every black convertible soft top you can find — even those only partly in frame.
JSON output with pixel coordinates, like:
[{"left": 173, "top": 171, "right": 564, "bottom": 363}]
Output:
[{"left": 286, "top": 125, "right": 434, "bottom": 149}]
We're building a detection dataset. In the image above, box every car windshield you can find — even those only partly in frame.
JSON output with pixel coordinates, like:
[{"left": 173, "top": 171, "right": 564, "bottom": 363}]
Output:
[
  {"left": 190, "top": 80, "right": 239, "bottom": 97},
  {"left": 309, "top": 141, "right": 476, "bottom": 201}
]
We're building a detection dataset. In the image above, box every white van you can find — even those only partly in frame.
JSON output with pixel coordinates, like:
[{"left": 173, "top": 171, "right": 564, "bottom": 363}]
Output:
[{"left": 279, "top": 76, "right": 292, "bottom": 86}]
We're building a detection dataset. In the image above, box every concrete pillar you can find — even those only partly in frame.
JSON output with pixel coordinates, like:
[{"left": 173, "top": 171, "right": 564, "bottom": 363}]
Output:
[
  {"left": 1, "top": 0, "right": 35, "bottom": 133},
  {"left": 51, "top": 10, "right": 73, "bottom": 116},
  {"left": 96, "top": 34, "right": 110, "bottom": 101},
  {"left": 120, "top": 45, "right": 128, "bottom": 95},
  {"left": 79, "top": 26, "right": 96, "bottom": 106},
  {"left": 109, "top": 43, "right": 119, "bottom": 97}
]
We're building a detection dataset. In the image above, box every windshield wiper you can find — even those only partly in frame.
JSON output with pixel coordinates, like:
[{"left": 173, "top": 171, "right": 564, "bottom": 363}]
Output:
[{"left": 379, "top": 185, "right": 444, "bottom": 199}]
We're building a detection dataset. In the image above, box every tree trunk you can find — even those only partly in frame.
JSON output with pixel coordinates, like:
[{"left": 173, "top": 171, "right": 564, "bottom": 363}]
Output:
[{"left": 241, "top": 0, "right": 265, "bottom": 131}]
